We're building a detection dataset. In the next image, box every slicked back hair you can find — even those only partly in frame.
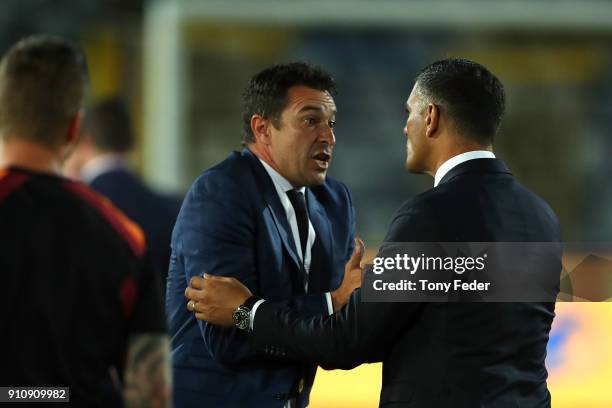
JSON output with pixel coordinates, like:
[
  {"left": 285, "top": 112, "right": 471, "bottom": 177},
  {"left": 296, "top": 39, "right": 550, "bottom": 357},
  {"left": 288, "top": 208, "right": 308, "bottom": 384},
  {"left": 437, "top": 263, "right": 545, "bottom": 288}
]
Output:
[
  {"left": 242, "top": 62, "right": 336, "bottom": 144},
  {"left": 0, "top": 35, "right": 88, "bottom": 148},
  {"left": 82, "top": 98, "right": 133, "bottom": 153},
  {"left": 415, "top": 58, "right": 505, "bottom": 145}
]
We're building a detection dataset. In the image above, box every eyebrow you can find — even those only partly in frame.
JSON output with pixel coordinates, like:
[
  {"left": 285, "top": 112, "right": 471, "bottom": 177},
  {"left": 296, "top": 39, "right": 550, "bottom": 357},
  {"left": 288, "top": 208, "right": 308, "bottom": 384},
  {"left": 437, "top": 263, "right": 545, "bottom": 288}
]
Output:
[{"left": 298, "top": 105, "right": 337, "bottom": 115}]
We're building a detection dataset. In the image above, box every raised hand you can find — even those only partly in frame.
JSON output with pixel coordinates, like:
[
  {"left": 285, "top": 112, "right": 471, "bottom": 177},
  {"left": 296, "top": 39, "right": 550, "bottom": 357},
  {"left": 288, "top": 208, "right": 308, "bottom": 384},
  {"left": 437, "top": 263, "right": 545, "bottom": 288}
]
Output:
[{"left": 331, "top": 238, "right": 365, "bottom": 311}]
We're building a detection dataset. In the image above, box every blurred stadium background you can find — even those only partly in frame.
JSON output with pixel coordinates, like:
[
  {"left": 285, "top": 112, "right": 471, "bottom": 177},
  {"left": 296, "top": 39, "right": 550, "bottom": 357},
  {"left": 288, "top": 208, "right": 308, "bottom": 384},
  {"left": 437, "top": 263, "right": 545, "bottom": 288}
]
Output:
[{"left": 1, "top": 0, "right": 610, "bottom": 406}]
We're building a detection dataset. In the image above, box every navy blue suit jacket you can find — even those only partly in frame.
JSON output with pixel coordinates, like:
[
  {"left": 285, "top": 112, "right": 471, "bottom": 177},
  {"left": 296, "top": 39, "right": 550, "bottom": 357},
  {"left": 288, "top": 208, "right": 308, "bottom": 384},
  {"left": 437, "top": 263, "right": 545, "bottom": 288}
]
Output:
[
  {"left": 90, "top": 168, "right": 182, "bottom": 291},
  {"left": 166, "top": 149, "right": 355, "bottom": 407}
]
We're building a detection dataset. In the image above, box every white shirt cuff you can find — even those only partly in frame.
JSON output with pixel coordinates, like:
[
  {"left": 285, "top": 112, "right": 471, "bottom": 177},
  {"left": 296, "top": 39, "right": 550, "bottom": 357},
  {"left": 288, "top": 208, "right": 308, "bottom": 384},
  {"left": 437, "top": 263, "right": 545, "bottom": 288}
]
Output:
[
  {"left": 325, "top": 292, "right": 334, "bottom": 315},
  {"left": 249, "top": 299, "right": 266, "bottom": 331}
]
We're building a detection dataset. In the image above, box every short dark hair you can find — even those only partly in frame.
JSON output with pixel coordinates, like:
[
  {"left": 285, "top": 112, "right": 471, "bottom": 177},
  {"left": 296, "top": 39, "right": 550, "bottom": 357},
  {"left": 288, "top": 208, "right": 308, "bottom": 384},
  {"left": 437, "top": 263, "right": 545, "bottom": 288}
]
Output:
[
  {"left": 242, "top": 62, "right": 336, "bottom": 143},
  {"left": 83, "top": 98, "right": 133, "bottom": 153},
  {"left": 0, "top": 35, "right": 88, "bottom": 148},
  {"left": 415, "top": 58, "right": 505, "bottom": 144}
]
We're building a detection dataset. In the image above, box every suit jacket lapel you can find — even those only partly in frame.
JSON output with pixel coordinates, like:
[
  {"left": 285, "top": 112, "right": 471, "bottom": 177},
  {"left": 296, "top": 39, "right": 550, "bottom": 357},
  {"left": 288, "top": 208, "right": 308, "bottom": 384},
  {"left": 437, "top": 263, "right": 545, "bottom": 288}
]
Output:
[
  {"left": 306, "top": 188, "right": 333, "bottom": 293},
  {"left": 244, "top": 149, "right": 301, "bottom": 270}
]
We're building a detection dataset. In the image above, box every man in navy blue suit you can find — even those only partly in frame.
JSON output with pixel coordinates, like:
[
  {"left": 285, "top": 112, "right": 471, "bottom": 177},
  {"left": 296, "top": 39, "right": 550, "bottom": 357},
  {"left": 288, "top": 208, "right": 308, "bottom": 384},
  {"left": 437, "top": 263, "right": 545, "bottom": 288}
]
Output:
[
  {"left": 65, "top": 98, "right": 182, "bottom": 292},
  {"left": 166, "top": 62, "right": 363, "bottom": 407}
]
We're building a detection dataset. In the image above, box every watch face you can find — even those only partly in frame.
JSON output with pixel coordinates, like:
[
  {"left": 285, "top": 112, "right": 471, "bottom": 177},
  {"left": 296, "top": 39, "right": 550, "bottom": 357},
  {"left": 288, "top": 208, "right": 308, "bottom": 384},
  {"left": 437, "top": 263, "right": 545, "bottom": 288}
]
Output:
[{"left": 232, "top": 307, "right": 250, "bottom": 331}]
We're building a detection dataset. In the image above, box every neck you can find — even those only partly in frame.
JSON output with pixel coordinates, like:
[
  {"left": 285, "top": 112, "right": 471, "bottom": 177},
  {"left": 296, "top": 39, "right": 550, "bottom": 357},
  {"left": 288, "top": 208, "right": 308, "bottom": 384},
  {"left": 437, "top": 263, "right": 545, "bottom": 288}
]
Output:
[
  {"left": 248, "top": 143, "right": 274, "bottom": 167},
  {"left": 0, "top": 137, "right": 63, "bottom": 175},
  {"left": 248, "top": 143, "right": 303, "bottom": 189},
  {"left": 248, "top": 143, "right": 287, "bottom": 177},
  {"left": 430, "top": 139, "right": 492, "bottom": 176}
]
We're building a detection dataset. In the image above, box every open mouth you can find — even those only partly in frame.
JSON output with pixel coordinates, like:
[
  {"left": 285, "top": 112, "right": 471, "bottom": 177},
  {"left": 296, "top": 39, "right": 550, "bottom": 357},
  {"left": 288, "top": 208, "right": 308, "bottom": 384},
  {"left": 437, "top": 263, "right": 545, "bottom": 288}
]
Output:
[{"left": 312, "top": 152, "right": 331, "bottom": 169}]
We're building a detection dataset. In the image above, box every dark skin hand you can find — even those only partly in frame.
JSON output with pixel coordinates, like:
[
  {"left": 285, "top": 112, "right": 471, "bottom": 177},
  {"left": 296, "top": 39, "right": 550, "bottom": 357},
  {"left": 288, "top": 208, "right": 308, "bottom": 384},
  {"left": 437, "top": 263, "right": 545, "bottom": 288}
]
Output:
[{"left": 185, "top": 238, "right": 365, "bottom": 327}]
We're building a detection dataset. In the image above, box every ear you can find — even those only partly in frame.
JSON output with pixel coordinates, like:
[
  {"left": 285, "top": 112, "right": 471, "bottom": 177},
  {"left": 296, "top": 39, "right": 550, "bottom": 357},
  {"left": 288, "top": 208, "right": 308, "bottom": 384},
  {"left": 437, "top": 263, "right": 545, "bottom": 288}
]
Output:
[
  {"left": 425, "top": 103, "right": 440, "bottom": 138},
  {"left": 59, "top": 111, "right": 85, "bottom": 167},
  {"left": 250, "top": 114, "right": 272, "bottom": 145},
  {"left": 65, "top": 110, "right": 84, "bottom": 145}
]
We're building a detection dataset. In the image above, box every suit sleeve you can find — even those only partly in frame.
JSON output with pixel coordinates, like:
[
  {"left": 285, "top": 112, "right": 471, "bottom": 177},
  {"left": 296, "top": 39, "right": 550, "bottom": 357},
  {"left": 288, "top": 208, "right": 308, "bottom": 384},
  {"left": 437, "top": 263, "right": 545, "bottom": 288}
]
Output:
[
  {"left": 250, "top": 198, "right": 436, "bottom": 369},
  {"left": 176, "top": 171, "right": 337, "bottom": 367},
  {"left": 345, "top": 183, "right": 357, "bottom": 262}
]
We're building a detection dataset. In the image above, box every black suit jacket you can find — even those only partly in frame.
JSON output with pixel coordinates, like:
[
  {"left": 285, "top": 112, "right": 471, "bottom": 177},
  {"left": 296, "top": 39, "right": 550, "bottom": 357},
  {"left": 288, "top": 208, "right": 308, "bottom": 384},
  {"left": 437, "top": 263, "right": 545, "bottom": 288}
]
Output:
[
  {"left": 90, "top": 168, "right": 182, "bottom": 292},
  {"left": 251, "top": 159, "right": 561, "bottom": 407}
]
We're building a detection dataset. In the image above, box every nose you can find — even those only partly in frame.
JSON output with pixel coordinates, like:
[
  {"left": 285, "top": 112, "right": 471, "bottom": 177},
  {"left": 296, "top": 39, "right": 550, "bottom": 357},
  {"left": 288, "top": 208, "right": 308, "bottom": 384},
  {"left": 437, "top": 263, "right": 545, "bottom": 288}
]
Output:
[{"left": 320, "top": 125, "right": 336, "bottom": 147}]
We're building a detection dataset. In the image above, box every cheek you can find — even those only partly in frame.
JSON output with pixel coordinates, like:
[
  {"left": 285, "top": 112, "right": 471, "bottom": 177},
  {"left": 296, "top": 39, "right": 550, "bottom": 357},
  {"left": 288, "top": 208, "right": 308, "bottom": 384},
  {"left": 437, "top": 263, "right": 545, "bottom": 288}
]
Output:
[
  {"left": 278, "top": 135, "right": 307, "bottom": 168},
  {"left": 293, "top": 137, "right": 313, "bottom": 159},
  {"left": 408, "top": 119, "right": 424, "bottom": 141},
  {"left": 406, "top": 123, "right": 415, "bottom": 144},
  {"left": 407, "top": 118, "right": 417, "bottom": 134}
]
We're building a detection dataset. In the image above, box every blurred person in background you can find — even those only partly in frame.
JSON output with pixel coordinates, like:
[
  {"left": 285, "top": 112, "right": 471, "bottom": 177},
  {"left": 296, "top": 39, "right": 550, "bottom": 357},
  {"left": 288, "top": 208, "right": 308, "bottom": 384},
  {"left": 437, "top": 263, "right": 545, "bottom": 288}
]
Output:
[
  {"left": 0, "top": 35, "right": 170, "bottom": 407},
  {"left": 167, "top": 62, "right": 363, "bottom": 408},
  {"left": 65, "top": 98, "right": 182, "bottom": 296},
  {"left": 187, "top": 58, "right": 561, "bottom": 408}
]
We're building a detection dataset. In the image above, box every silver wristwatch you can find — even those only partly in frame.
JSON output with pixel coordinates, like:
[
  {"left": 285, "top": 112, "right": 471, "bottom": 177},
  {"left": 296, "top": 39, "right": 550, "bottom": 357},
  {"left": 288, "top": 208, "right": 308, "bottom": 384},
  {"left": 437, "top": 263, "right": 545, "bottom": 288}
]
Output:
[{"left": 232, "top": 296, "right": 261, "bottom": 331}]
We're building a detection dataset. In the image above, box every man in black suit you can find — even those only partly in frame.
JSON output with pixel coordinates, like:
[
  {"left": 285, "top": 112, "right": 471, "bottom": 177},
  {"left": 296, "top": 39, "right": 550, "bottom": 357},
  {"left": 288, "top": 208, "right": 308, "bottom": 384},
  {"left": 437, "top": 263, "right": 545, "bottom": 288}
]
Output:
[
  {"left": 65, "top": 98, "right": 182, "bottom": 291},
  {"left": 185, "top": 59, "right": 561, "bottom": 407}
]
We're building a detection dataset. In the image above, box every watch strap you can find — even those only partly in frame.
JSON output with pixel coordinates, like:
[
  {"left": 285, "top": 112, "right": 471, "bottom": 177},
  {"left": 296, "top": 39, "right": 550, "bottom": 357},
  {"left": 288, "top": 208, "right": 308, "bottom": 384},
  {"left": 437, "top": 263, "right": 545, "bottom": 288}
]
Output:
[{"left": 241, "top": 295, "right": 262, "bottom": 311}]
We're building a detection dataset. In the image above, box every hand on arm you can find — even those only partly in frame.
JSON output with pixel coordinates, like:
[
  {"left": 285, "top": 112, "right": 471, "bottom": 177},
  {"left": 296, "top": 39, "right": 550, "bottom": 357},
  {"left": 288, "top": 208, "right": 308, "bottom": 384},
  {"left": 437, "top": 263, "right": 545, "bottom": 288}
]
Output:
[
  {"left": 185, "top": 203, "right": 436, "bottom": 370},
  {"left": 330, "top": 238, "right": 365, "bottom": 311},
  {"left": 185, "top": 237, "right": 365, "bottom": 326},
  {"left": 178, "top": 173, "right": 264, "bottom": 365},
  {"left": 185, "top": 274, "right": 252, "bottom": 327}
]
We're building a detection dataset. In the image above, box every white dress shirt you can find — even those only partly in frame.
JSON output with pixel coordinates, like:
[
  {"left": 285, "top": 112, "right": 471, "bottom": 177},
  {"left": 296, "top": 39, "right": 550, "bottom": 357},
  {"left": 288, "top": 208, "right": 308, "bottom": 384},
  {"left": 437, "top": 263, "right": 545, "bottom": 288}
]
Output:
[
  {"left": 250, "top": 160, "right": 334, "bottom": 330},
  {"left": 80, "top": 154, "right": 129, "bottom": 184},
  {"left": 259, "top": 160, "right": 316, "bottom": 277},
  {"left": 434, "top": 150, "right": 496, "bottom": 187}
]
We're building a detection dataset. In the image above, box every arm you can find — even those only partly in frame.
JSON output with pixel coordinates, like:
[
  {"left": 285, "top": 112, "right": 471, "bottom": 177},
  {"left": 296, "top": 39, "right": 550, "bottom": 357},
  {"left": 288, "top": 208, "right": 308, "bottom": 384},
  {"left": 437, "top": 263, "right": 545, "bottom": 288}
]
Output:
[
  {"left": 187, "top": 198, "right": 436, "bottom": 369},
  {"left": 124, "top": 250, "right": 171, "bottom": 407},
  {"left": 176, "top": 174, "right": 258, "bottom": 367},
  {"left": 250, "top": 199, "right": 437, "bottom": 368},
  {"left": 177, "top": 172, "right": 349, "bottom": 366},
  {"left": 123, "top": 253, "right": 172, "bottom": 408},
  {"left": 252, "top": 287, "right": 422, "bottom": 369},
  {"left": 186, "top": 242, "right": 416, "bottom": 370},
  {"left": 123, "top": 334, "right": 171, "bottom": 408}
]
